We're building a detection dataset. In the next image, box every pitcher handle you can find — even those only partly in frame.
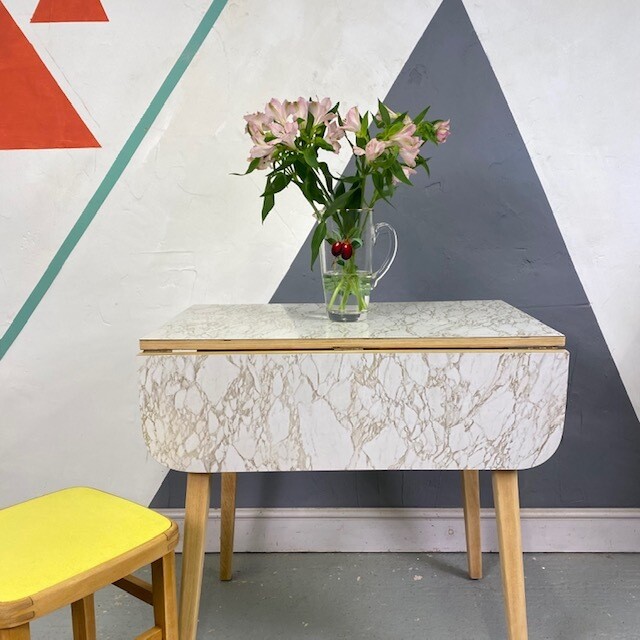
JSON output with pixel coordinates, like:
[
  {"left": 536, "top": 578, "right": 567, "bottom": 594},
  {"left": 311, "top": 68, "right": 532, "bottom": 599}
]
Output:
[{"left": 372, "top": 222, "right": 398, "bottom": 288}]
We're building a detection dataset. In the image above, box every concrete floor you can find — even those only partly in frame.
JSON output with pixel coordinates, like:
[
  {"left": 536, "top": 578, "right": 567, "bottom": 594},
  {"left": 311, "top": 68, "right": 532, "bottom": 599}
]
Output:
[{"left": 32, "top": 553, "right": 640, "bottom": 639}]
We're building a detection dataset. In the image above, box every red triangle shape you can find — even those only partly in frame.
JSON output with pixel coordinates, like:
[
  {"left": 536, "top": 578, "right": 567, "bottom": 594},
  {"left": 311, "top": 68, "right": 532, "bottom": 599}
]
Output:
[
  {"left": 0, "top": 3, "right": 100, "bottom": 150},
  {"left": 31, "top": 0, "right": 108, "bottom": 23}
]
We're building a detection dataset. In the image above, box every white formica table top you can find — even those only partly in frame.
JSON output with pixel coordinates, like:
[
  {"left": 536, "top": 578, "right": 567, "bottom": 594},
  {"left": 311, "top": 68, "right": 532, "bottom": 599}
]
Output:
[{"left": 140, "top": 300, "right": 564, "bottom": 351}]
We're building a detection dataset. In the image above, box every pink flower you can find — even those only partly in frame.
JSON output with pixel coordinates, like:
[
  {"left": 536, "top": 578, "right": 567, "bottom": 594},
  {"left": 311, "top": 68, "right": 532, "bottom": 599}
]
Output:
[
  {"left": 399, "top": 140, "right": 421, "bottom": 167},
  {"left": 265, "top": 98, "right": 289, "bottom": 125},
  {"left": 341, "top": 106, "right": 361, "bottom": 133},
  {"left": 308, "top": 97, "right": 336, "bottom": 126},
  {"left": 248, "top": 139, "right": 275, "bottom": 159},
  {"left": 244, "top": 111, "right": 272, "bottom": 143},
  {"left": 287, "top": 97, "right": 309, "bottom": 123},
  {"left": 324, "top": 120, "right": 344, "bottom": 152},
  {"left": 388, "top": 122, "right": 417, "bottom": 146},
  {"left": 434, "top": 119, "right": 451, "bottom": 143},
  {"left": 269, "top": 120, "right": 299, "bottom": 149},
  {"left": 256, "top": 152, "right": 274, "bottom": 170},
  {"left": 353, "top": 138, "right": 386, "bottom": 163}
]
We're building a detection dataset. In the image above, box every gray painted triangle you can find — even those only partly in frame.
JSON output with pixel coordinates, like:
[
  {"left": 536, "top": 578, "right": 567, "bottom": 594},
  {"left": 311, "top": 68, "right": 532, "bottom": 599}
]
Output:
[{"left": 153, "top": 0, "right": 640, "bottom": 509}]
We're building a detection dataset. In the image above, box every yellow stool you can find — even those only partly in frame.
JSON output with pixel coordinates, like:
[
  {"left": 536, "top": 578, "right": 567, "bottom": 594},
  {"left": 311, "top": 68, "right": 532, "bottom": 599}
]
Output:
[{"left": 0, "top": 487, "right": 179, "bottom": 639}]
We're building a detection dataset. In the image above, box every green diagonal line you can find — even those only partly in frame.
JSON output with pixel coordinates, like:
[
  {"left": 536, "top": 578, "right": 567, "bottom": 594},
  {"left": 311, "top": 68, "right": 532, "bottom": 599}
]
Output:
[{"left": 0, "top": 0, "right": 228, "bottom": 360}]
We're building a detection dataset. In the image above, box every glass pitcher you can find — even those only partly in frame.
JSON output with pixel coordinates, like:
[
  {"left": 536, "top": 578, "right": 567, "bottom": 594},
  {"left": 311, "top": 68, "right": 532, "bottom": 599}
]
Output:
[{"left": 319, "top": 209, "right": 397, "bottom": 322}]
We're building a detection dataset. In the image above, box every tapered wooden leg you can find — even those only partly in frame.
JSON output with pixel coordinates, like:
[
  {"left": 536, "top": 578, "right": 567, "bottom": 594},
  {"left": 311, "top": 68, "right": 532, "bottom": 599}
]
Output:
[
  {"left": 179, "top": 473, "right": 211, "bottom": 640},
  {"left": 461, "top": 470, "right": 482, "bottom": 579},
  {"left": 220, "top": 472, "right": 237, "bottom": 581},
  {"left": 71, "top": 594, "right": 96, "bottom": 640},
  {"left": 152, "top": 552, "right": 179, "bottom": 640},
  {"left": 492, "top": 470, "right": 528, "bottom": 640},
  {"left": 0, "top": 625, "right": 30, "bottom": 639}
]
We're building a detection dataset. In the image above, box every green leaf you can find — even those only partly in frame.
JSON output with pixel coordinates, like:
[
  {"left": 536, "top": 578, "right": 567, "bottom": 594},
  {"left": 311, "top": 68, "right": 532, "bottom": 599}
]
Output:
[
  {"left": 318, "top": 162, "right": 334, "bottom": 193},
  {"left": 262, "top": 172, "right": 290, "bottom": 196},
  {"left": 413, "top": 106, "right": 430, "bottom": 125},
  {"left": 304, "top": 172, "right": 325, "bottom": 203},
  {"left": 294, "top": 159, "right": 308, "bottom": 180},
  {"left": 378, "top": 100, "right": 391, "bottom": 125},
  {"left": 323, "top": 189, "right": 354, "bottom": 219},
  {"left": 351, "top": 237, "right": 363, "bottom": 249},
  {"left": 390, "top": 162, "right": 412, "bottom": 185},
  {"left": 315, "top": 137, "right": 334, "bottom": 152},
  {"left": 303, "top": 146, "right": 319, "bottom": 168},
  {"left": 372, "top": 172, "right": 384, "bottom": 193},
  {"left": 261, "top": 193, "right": 275, "bottom": 222},
  {"left": 310, "top": 221, "right": 327, "bottom": 269},
  {"left": 230, "top": 157, "right": 260, "bottom": 176},
  {"left": 358, "top": 112, "right": 370, "bottom": 139},
  {"left": 385, "top": 121, "right": 405, "bottom": 138},
  {"left": 304, "top": 112, "right": 315, "bottom": 135},
  {"left": 335, "top": 181, "right": 346, "bottom": 198}
]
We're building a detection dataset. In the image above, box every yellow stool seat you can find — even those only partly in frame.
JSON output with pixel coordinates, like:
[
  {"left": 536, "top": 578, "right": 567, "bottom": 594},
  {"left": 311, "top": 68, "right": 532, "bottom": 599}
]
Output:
[
  {"left": 0, "top": 487, "right": 178, "bottom": 639},
  {"left": 0, "top": 487, "right": 172, "bottom": 603}
]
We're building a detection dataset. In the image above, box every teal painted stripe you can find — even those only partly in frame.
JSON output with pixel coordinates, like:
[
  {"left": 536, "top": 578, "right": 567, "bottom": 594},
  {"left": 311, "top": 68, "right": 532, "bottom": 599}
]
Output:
[{"left": 0, "top": 0, "right": 228, "bottom": 361}]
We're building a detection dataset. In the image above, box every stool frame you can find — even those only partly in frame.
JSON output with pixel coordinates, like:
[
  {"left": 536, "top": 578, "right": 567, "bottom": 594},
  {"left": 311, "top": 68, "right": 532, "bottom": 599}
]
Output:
[{"left": 0, "top": 522, "right": 179, "bottom": 640}]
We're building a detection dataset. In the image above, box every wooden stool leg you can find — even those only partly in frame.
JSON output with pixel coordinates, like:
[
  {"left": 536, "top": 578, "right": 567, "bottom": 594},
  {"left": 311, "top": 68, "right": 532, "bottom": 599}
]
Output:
[
  {"left": 179, "top": 472, "right": 211, "bottom": 640},
  {"left": 0, "top": 625, "right": 30, "bottom": 639},
  {"left": 152, "top": 552, "right": 178, "bottom": 640},
  {"left": 220, "top": 472, "right": 237, "bottom": 581},
  {"left": 71, "top": 594, "right": 96, "bottom": 640},
  {"left": 492, "top": 470, "right": 528, "bottom": 640},
  {"left": 461, "top": 470, "right": 482, "bottom": 579}
]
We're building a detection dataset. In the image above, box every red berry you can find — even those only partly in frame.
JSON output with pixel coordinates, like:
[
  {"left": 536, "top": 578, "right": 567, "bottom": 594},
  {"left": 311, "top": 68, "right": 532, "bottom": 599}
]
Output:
[
  {"left": 341, "top": 242, "right": 353, "bottom": 260},
  {"left": 331, "top": 241, "right": 344, "bottom": 257}
]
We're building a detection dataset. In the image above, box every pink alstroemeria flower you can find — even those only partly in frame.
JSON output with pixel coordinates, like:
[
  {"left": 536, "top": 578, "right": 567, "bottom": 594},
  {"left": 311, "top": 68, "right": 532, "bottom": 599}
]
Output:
[
  {"left": 265, "top": 98, "right": 290, "bottom": 125},
  {"left": 399, "top": 140, "right": 421, "bottom": 167},
  {"left": 248, "top": 139, "right": 275, "bottom": 159},
  {"left": 244, "top": 111, "right": 272, "bottom": 143},
  {"left": 287, "top": 97, "right": 309, "bottom": 123},
  {"left": 388, "top": 122, "right": 417, "bottom": 146},
  {"left": 434, "top": 119, "right": 451, "bottom": 143},
  {"left": 308, "top": 97, "right": 336, "bottom": 126},
  {"left": 353, "top": 138, "right": 387, "bottom": 163},
  {"left": 269, "top": 120, "right": 299, "bottom": 149},
  {"left": 256, "top": 152, "right": 275, "bottom": 170},
  {"left": 341, "top": 106, "right": 360, "bottom": 133},
  {"left": 324, "top": 120, "right": 344, "bottom": 152}
]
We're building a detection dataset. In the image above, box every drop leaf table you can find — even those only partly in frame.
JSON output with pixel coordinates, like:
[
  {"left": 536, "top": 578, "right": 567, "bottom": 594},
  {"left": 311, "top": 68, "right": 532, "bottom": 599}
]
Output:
[{"left": 138, "top": 301, "right": 569, "bottom": 640}]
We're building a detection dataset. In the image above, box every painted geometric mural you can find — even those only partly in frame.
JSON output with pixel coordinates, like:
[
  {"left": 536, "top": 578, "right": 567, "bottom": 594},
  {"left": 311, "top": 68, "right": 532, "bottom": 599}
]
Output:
[
  {"left": 1, "top": 0, "right": 639, "bottom": 512},
  {"left": 0, "top": 2, "right": 99, "bottom": 149}
]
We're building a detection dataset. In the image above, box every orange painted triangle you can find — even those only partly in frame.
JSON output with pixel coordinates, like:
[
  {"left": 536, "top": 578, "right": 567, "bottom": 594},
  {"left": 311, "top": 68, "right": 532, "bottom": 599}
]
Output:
[
  {"left": 0, "top": 3, "right": 99, "bottom": 150},
  {"left": 31, "top": 0, "right": 108, "bottom": 23}
]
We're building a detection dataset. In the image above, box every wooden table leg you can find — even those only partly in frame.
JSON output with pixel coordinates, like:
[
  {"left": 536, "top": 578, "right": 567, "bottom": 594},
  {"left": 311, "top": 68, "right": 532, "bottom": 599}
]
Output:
[
  {"left": 220, "top": 472, "right": 237, "bottom": 581},
  {"left": 179, "top": 473, "right": 211, "bottom": 640},
  {"left": 461, "top": 470, "right": 482, "bottom": 579},
  {"left": 71, "top": 594, "right": 96, "bottom": 640},
  {"left": 492, "top": 470, "right": 528, "bottom": 640}
]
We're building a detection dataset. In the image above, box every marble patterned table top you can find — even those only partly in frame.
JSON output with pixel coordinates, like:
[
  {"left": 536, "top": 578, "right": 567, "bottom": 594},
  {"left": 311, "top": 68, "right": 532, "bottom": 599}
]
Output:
[{"left": 140, "top": 301, "right": 564, "bottom": 351}]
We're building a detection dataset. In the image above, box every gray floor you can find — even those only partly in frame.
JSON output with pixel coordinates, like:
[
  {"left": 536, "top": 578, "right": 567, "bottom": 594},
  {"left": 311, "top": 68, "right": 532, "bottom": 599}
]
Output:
[{"left": 32, "top": 553, "right": 640, "bottom": 639}]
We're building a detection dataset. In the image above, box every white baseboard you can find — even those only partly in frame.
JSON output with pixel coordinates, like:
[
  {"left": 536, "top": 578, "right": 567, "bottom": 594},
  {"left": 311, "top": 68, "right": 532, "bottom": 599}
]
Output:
[{"left": 157, "top": 508, "right": 640, "bottom": 553}]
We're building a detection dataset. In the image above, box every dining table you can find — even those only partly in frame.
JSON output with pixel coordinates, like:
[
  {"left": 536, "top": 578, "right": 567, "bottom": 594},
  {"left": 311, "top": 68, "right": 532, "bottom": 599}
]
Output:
[{"left": 138, "top": 300, "right": 569, "bottom": 640}]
